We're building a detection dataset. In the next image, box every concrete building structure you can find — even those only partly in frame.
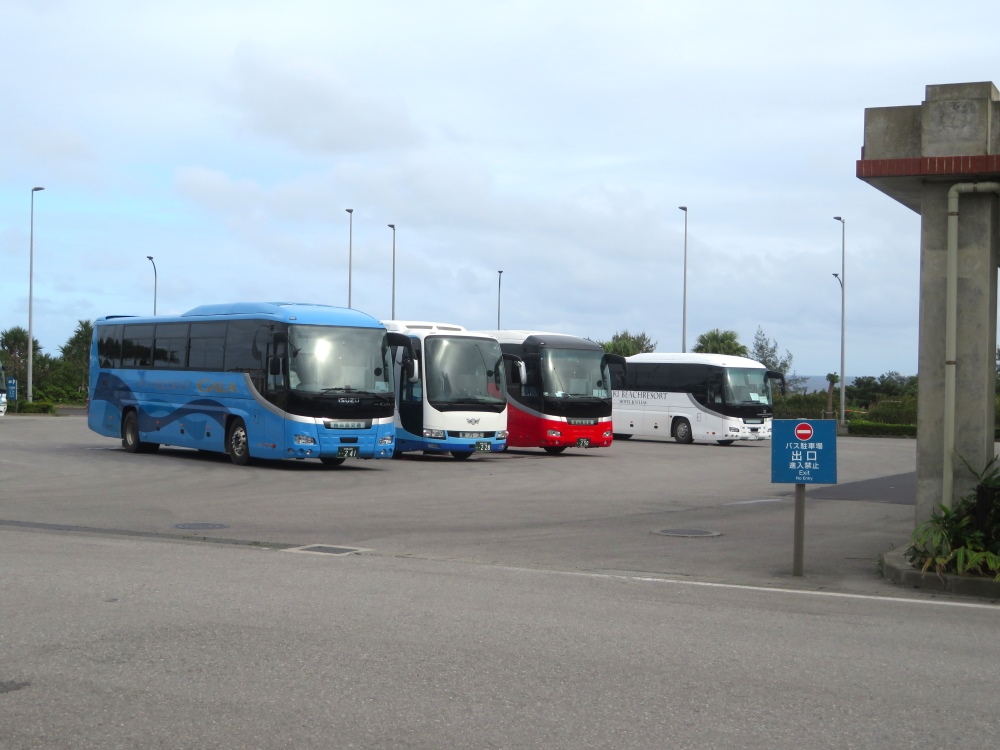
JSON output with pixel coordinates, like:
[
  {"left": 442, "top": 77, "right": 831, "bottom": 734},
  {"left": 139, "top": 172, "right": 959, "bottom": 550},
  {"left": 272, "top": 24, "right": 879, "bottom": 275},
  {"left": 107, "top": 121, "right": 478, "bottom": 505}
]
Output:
[{"left": 859, "top": 82, "right": 1000, "bottom": 524}]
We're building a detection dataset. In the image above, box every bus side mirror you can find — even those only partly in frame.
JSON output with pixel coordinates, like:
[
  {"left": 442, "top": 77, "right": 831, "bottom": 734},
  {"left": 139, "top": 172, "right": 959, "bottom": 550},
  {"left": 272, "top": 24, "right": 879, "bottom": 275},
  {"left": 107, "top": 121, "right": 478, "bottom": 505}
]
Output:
[
  {"left": 767, "top": 370, "right": 787, "bottom": 396},
  {"left": 268, "top": 358, "right": 281, "bottom": 376},
  {"left": 406, "top": 359, "right": 419, "bottom": 383},
  {"left": 504, "top": 354, "right": 527, "bottom": 385}
]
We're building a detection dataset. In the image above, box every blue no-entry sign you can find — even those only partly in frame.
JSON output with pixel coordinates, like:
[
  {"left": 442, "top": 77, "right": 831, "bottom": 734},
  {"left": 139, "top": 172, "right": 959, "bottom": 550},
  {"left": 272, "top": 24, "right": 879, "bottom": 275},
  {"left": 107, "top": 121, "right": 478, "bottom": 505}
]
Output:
[{"left": 771, "top": 419, "right": 837, "bottom": 484}]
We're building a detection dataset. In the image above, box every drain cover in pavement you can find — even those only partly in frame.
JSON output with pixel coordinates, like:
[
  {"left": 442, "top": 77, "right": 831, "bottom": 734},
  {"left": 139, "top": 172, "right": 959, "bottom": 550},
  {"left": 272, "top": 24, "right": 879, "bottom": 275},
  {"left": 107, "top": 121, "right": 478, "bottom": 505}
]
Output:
[
  {"left": 654, "top": 528, "right": 722, "bottom": 538},
  {"left": 173, "top": 523, "right": 229, "bottom": 530}
]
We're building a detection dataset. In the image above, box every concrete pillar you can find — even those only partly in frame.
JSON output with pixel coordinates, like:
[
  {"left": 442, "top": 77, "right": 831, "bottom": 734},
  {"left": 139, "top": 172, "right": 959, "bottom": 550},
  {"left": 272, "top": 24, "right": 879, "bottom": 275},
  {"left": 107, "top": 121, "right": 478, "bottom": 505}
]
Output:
[{"left": 858, "top": 82, "right": 1000, "bottom": 524}]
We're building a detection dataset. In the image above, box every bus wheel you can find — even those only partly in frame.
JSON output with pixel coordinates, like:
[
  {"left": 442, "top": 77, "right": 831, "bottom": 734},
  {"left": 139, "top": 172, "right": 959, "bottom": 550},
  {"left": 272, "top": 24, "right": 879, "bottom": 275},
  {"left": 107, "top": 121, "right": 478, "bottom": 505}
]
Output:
[
  {"left": 227, "top": 418, "right": 251, "bottom": 466},
  {"left": 674, "top": 419, "right": 694, "bottom": 444},
  {"left": 320, "top": 457, "right": 347, "bottom": 467},
  {"left": 451, "top": 451, "right": 472, "bottom": 460},
  {"left": 613, "top": 433, "right": 632, "bottom": 440},
  {"left": 543, "top": 446, "right": 567, "bottom": 455},
  {"left": 122, "top": 411, "right": 158, "bottom": 453},
  {"left": 717, "top": 439, "right": 735, "bottom": 446},
  {"left": 122, "top": 411, "right": 141, "bottom": 453}
]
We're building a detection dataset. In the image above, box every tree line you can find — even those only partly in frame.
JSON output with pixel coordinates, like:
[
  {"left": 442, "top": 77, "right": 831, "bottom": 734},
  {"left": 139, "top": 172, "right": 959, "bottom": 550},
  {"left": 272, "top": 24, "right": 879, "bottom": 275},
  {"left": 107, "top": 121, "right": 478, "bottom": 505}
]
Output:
[{"left": 1, "top": 321, "right": 93, "bottom": 405}]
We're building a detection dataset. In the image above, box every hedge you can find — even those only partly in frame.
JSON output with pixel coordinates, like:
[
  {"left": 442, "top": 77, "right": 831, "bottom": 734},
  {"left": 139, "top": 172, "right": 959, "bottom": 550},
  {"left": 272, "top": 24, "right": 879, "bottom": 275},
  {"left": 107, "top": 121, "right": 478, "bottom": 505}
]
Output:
[
  {"left": 8, "top": 401, "right": 57, "bottom": 414},
  {"left": 847, "top": 420, "right": 916, "bottom": 437}
]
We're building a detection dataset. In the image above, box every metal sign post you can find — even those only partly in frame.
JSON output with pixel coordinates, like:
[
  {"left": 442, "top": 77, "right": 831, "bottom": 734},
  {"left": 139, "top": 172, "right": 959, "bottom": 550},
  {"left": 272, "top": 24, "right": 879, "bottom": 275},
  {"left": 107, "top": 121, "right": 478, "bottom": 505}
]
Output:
[{"left": 771, "top": 420, "right": 838, "bottom": 576}]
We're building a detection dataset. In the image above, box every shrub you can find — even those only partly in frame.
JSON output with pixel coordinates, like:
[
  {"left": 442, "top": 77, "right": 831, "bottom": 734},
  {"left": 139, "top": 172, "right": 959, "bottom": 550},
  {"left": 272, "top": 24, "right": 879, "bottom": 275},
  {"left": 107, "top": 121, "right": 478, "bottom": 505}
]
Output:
[
  {"left": 867, "top": 396, "right": 917, "bottom": 425},
  {"left": 12, "top": 401, "right": 57, "bottom": 414},
  {"left": 773, "top": 392, "right": 829, "bottom": 420},
  {"left": 906, "top": 456, "right": 1000, "bottom": 580},
  {"left": 847, "top": 421, "right": 916, "bottom": 437}
]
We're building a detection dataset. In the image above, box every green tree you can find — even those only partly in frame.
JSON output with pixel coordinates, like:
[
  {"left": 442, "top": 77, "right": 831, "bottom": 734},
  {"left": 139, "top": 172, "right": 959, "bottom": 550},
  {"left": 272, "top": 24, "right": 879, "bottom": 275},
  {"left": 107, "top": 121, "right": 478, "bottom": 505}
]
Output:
[
  {"left": 0, "top": 326, "right": 42, "bottom": 396},
  {"left": 57, "top": 320, "right": 93, "bottom": 397},
  {"left": 598, "top": 330, "right": 656, "bottom": 357},
  {"left": 750, "top": 326, "right": 793, "bottom": 372},
  {"left": 692, "top": 329, "right": 748, "bottom": 357}
]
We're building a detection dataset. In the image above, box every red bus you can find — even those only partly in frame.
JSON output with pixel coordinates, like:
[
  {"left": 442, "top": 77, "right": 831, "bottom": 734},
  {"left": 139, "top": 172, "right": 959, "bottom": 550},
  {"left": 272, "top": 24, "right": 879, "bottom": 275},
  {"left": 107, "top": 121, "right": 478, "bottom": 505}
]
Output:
[{"left": 474, "top": 331, "right": 625, "bottom": 454}]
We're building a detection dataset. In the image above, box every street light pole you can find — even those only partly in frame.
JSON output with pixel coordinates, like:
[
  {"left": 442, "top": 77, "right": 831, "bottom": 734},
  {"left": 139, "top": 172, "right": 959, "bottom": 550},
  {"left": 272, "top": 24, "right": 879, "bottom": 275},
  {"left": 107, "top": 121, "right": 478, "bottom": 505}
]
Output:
[
  {"left": 497, "top": 270, "right": 503, "bottom": 328},
  {"left": 833, "top": 216, "right": 846, "bottom": 426},
  {"left": 27, "top": 186, "right": 44, "bottom": 403},
  {"left": 679, "top": 206, "right": 688, "bottom": 352},
  {"left": 345, "top": 208, "right": 354, "bottom": 308},
  {"left": 146, "top": 256, "right": 157, "bottom": 315},
  {"left": 387, "top": 224, "right": 396, "bottom": 319}
]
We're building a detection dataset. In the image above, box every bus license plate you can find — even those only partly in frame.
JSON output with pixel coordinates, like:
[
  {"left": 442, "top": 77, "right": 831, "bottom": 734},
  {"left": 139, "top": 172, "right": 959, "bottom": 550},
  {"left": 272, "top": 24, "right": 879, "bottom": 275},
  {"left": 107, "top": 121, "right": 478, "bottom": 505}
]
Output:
[
  {"left": 475, "top": 441, "right": 491, "bottom": 452},
  {"left": 337, "top": 446, "right": 359, "bottom": 458},
  {"left": 576, "top": 438, "right": 590, "bottom": 448}
]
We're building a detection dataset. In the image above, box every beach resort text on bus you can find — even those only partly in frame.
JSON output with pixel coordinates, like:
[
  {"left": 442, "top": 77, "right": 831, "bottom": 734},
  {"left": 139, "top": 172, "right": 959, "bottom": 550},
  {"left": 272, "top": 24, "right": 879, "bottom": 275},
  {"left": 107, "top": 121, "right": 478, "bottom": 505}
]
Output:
[
  {"left": 611, "top": 352, "right": 785, "bottom": 445},
  {"left": 88, "top": 302, "right": 415, "bottom": 465},
  {"left": 474, "top": 330, "right": 625, "bottom": 454},
  {"left": 385, "top": 321, "right": 524, "bottom": 459}
]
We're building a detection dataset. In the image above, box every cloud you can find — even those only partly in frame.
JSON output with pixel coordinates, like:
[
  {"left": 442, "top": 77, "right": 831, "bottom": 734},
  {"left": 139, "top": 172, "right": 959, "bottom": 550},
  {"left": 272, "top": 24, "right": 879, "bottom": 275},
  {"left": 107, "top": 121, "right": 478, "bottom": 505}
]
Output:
[{"left": 225, "top": 44, "right": 423, "bottom": 156}]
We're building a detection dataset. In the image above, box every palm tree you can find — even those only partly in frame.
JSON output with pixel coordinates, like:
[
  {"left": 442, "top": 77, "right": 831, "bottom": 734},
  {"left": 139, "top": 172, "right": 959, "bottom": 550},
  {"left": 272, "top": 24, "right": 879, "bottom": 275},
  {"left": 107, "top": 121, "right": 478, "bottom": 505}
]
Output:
[
  {"left": 825, "top": 372, "right": 839, "bottom": 418},
  {"left": 692, "top": 329, "right": 748, "bottom": 357}
]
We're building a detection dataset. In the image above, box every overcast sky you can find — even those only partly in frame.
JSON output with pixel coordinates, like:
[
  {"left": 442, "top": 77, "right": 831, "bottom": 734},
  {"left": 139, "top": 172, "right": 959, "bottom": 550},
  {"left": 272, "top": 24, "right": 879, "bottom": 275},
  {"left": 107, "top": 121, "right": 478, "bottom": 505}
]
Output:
[{"left": 3, "top": 0, "right": 1000, "bottom": 380}]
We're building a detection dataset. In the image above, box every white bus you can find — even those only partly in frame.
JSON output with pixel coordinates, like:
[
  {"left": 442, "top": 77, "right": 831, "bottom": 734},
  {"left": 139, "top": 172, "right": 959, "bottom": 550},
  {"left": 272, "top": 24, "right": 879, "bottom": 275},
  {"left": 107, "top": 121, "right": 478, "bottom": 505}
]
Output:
[
  {"left": 611, "top": 353, "right": 785, "bottom": 445},
  {"left": 384, "top": 321, "right": 510, "bottom": 459}
]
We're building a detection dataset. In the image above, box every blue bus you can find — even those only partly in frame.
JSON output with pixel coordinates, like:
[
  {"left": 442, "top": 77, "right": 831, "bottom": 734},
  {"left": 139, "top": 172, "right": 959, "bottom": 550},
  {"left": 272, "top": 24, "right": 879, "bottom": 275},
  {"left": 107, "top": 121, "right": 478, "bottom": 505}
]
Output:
[{"left": 88, "top": 302, "right": 413, "bottom": 466}]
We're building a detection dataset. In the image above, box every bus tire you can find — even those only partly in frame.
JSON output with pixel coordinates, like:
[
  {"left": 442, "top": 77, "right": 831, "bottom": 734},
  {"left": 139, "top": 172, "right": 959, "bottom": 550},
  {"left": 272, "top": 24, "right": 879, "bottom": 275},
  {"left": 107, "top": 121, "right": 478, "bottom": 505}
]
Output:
[
  {"left": 122, "top": 411, "right": 158, "bottom": 453},
  {"left": 227, "top": 418, "right": 251, "bottom": 466},
  {"left": 613, "top": 433, "right": 632, "bottom": 440},
  {"left": 543, "top": 446, "right": 567, "bottom": 455},
  {"left": 717, "top": 439, "right": 735, "bottom": 446},
  {"left": 674, "top": 419, "right": 694, "bottom": 444},
  {"left": 320, "top": 457, "right": 347, "bottom": 466},
  {"left": 451, "top": 451, "right": 472, "bottom": 460},
  {"left": 122, "top": 411, "right": 140, "bottom": 453}
]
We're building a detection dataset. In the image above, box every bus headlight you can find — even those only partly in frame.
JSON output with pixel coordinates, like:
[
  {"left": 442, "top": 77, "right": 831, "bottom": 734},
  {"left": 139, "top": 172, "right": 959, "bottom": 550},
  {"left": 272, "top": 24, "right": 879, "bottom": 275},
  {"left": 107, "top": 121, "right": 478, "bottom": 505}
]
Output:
[
  {"left": 423, "top": 428, "right": 446, "bottom": 439},
  {"left": 547, "top": 429, "right": 562, "bottom": 437},
  {"left": 497, "top": 430, "right": 508, "bottom": 439},
  {"left": 379, "top": 435, "right": 394, "bottom": 445},
  {"left": 294, "top": 434, "right": 317, "bottom": 445}
]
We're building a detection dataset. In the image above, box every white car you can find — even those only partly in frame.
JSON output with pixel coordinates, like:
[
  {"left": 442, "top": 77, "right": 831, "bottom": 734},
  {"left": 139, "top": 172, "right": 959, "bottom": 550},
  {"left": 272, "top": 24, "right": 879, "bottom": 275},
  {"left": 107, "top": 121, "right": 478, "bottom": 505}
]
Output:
[{"left": 0, "top": 392, "right": 6, "bottom": 416}]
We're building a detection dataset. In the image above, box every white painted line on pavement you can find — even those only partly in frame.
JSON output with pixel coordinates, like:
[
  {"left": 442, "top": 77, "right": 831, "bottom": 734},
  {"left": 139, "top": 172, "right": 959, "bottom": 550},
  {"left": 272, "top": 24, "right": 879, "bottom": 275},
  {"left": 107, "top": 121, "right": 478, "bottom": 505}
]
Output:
[{"left": 618, "top": 574, "right": 1000, "bottom": 610}]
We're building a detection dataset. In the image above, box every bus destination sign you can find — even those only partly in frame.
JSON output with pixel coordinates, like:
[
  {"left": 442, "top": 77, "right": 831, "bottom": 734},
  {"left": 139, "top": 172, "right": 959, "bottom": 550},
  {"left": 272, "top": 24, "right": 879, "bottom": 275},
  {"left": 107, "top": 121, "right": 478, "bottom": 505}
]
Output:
[{"left": 771, "top": 419, "right": 837, "bottom": 485}]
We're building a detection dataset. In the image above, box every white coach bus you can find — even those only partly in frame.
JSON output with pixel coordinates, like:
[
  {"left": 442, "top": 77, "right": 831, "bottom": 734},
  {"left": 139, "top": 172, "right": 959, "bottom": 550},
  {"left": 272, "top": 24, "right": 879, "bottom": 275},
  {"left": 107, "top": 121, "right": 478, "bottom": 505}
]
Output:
[
  {"left": 611, "top": 353, "right": 785, "bottom": 445},
  {"left": 384, "top": 321, "right": 511, "bottom": 459}
]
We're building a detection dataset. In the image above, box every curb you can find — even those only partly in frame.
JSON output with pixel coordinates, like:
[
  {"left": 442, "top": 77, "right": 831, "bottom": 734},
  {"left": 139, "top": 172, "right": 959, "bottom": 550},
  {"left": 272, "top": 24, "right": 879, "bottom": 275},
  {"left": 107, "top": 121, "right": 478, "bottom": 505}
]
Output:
[{"left": 880, "top": 546, "right": 1000, "bottom": 600}]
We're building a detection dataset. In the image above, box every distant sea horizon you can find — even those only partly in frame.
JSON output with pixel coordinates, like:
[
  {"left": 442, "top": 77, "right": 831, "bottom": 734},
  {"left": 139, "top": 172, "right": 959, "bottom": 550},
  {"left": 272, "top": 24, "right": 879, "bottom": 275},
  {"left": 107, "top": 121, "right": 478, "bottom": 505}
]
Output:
[{"left": 797, "top": 375, "right": 855, "bottom": 393}]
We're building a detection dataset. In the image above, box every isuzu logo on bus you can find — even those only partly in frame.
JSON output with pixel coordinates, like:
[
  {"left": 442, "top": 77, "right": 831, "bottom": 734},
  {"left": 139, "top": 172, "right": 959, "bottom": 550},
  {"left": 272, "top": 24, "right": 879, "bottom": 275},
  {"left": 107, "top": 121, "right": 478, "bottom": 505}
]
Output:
[{"left": 338, "top": 397, "right": 360, "bottom": 404}]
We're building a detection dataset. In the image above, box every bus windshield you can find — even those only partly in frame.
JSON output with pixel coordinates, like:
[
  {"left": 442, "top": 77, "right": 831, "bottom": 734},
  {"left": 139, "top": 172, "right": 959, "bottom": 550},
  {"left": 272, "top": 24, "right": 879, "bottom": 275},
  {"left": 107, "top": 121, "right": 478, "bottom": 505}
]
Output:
[
  {"left": 425, "top": 336, "right": 506, "bottom": 406},
  {"left": 724, "top": 367, "right": 773, "bottom": 406},
  {"left": 541, "top": 348, "right": 611, "bottom": 399},
  {"left": 288, "top": 325, "right": 392, "bottom": 394}
]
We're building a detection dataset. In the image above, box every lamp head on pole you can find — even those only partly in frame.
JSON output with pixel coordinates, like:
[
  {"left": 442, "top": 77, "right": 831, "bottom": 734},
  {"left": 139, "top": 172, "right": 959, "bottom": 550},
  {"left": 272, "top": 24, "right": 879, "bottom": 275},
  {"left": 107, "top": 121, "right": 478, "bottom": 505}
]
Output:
[
  {"left": 388, "top": 224, "right": 395, "bottom": 230},
  {"left": 346, "top": 208, "right": 353, "bottom": 215},
  {"left": 678, "top": 206, "right": 687, "bottom": 212},
  {"left": 32, "top": 186, "right": 45, "bottom": 193},
  {"left": 833, "top": 216, "right": 844, "bottom": 223}
]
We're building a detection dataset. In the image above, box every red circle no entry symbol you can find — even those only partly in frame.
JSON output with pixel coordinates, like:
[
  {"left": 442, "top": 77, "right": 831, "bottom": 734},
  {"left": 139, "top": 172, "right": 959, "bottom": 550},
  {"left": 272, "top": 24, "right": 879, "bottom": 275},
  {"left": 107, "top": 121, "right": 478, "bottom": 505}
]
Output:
[{"left": 794, "top": 423, "right": 813, "bottom": 441}]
